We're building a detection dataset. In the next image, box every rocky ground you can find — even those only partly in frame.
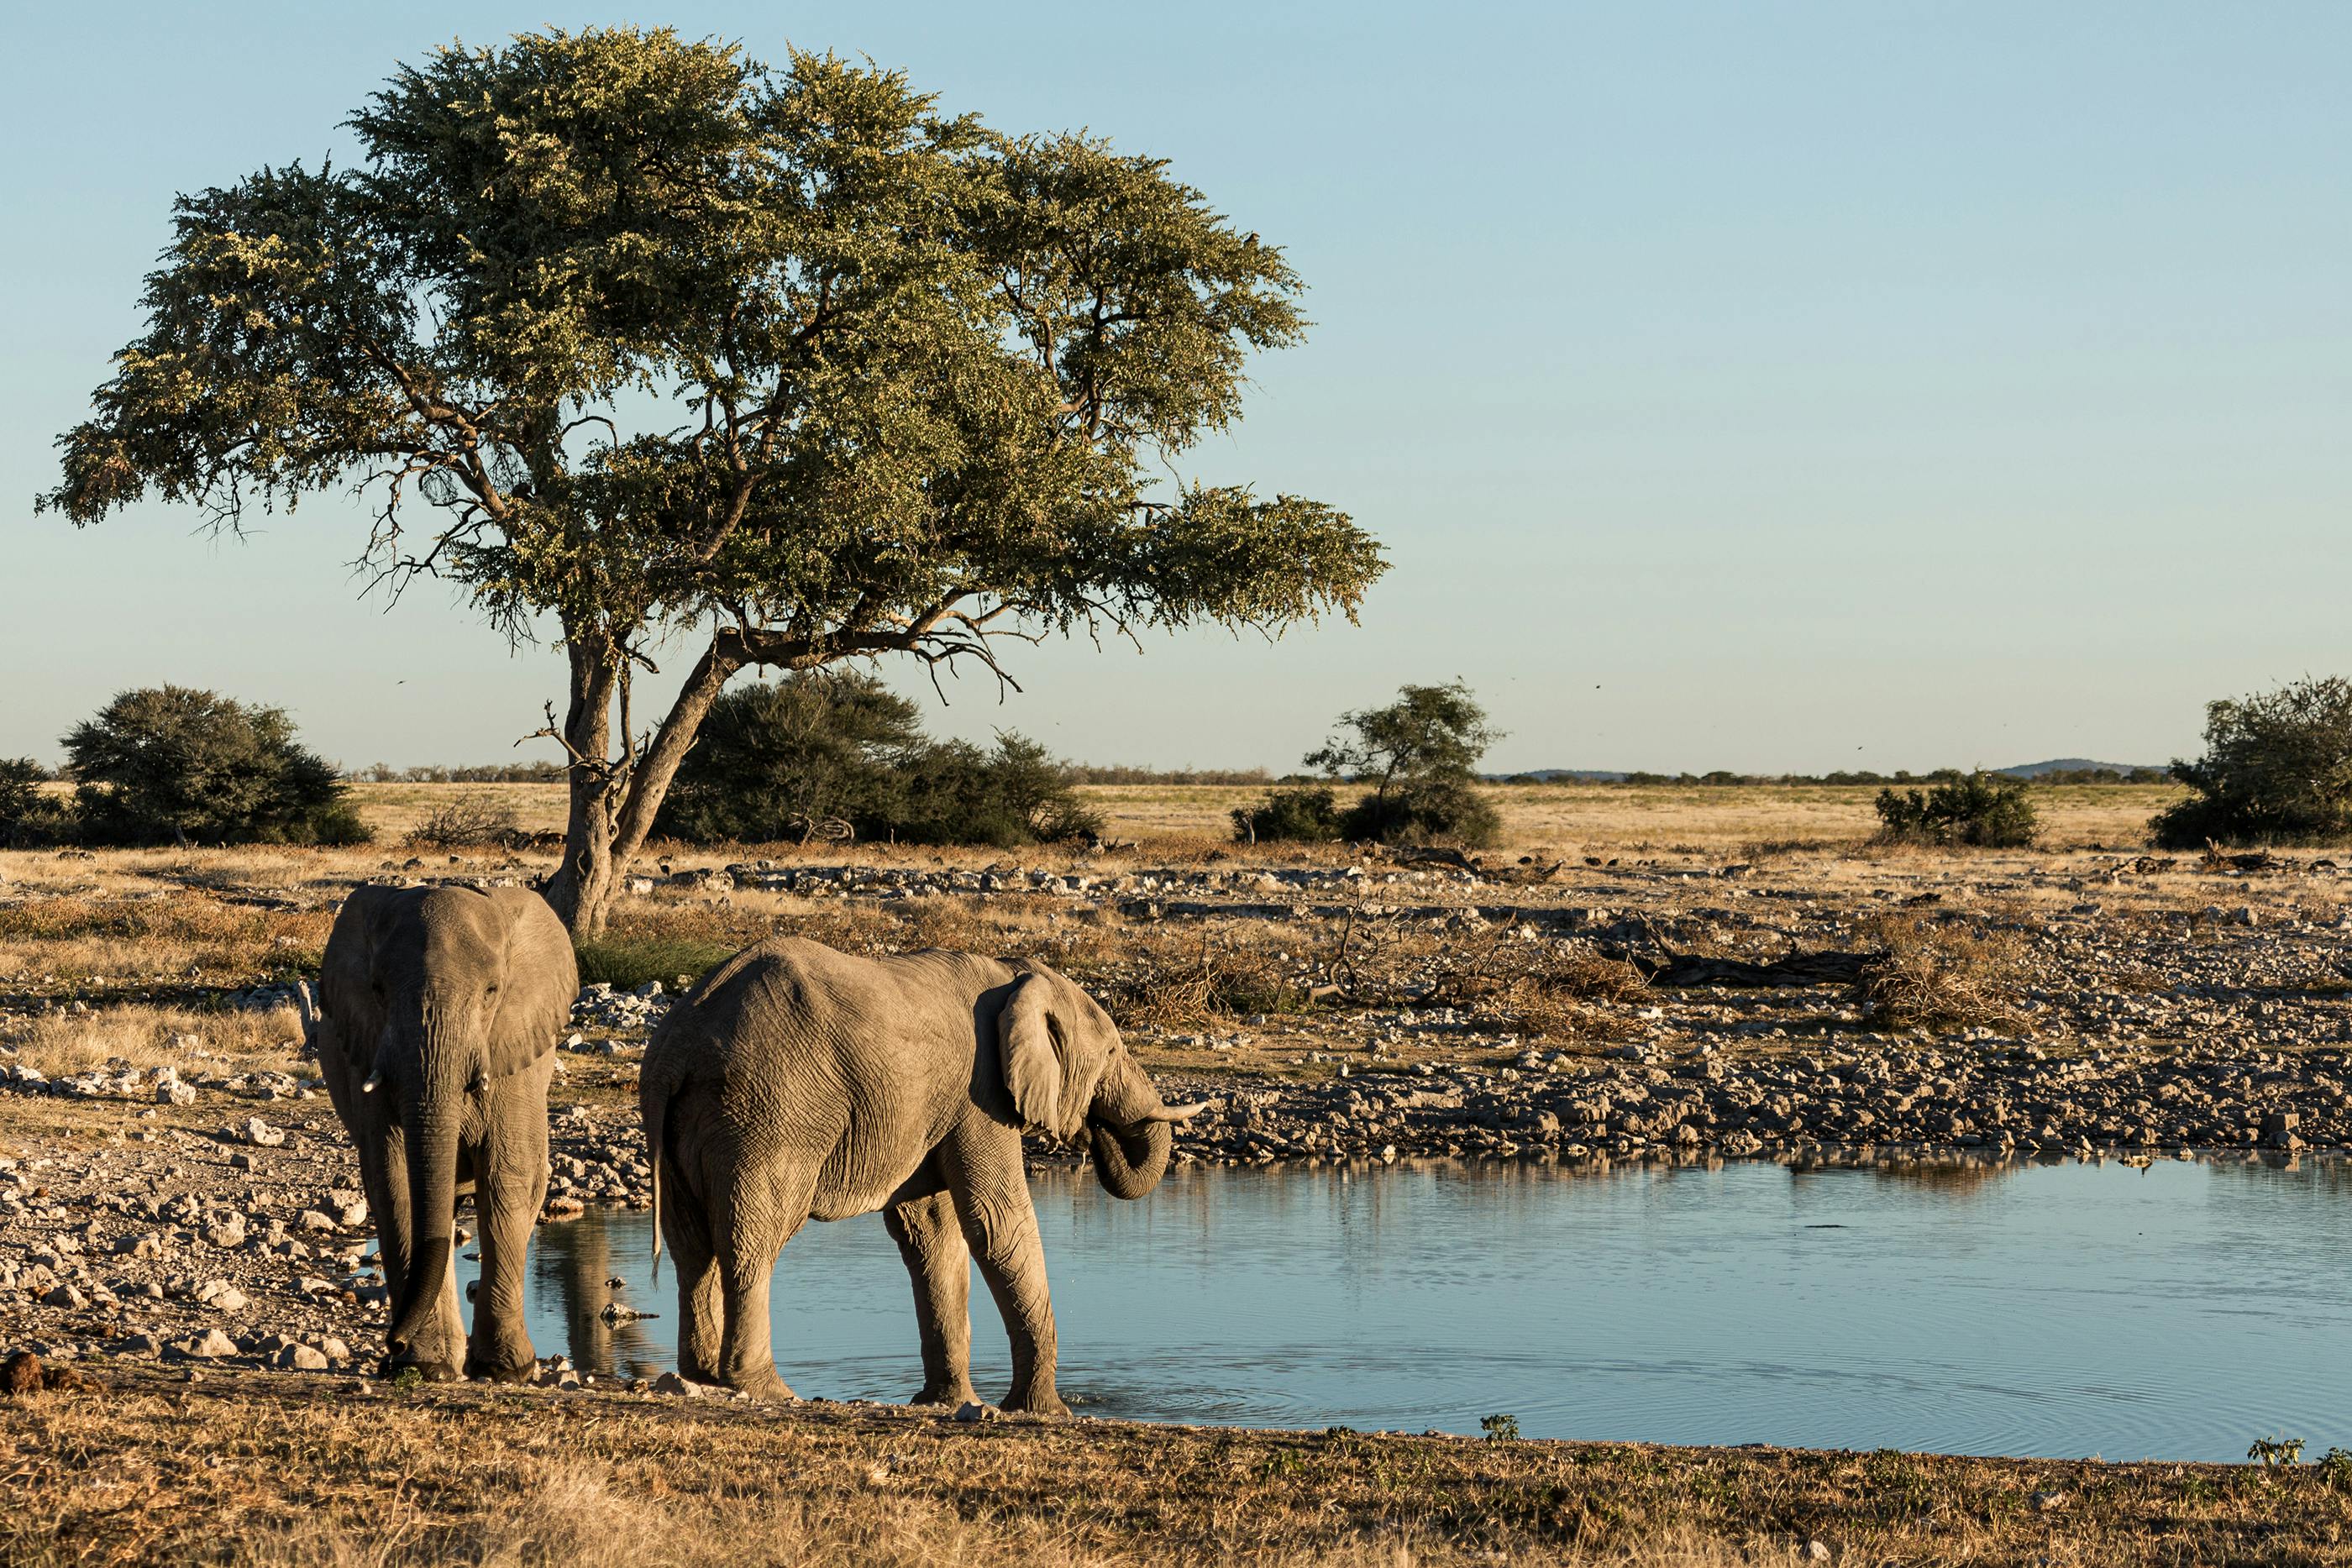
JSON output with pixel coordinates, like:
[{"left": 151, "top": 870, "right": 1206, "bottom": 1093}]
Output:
[{"left": 2, "top": 834, "right": 2348, "bottom": 1387}]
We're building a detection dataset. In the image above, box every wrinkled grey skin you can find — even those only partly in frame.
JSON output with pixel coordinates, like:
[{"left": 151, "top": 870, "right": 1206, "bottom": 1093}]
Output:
[
  {"left": 309, "top": 884, "right": 577, "bottom": 1382},
  {"left": 640, "top": 937, "right": 1204, "bottom": 1411}
]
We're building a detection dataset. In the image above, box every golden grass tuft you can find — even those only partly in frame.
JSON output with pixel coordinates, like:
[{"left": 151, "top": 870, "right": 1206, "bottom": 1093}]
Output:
[{"left": 1853, "top": 915, "right": 2034, "bottom": 1032}]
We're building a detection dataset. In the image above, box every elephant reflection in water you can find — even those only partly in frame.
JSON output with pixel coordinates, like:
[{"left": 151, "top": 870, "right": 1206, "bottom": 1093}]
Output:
[{"left": 534, "top": 1213, "right": 662, "bottom": 1378}]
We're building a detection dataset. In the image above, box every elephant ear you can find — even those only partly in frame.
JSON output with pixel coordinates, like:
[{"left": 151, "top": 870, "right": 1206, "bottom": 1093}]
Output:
[
  {"left": 484, "top": 889, "right": 580, "bottom": 1081},
  {"left": 318, "top": 884, "right": 406, "bottom": 1076},
  {"left": 997, "top": 964, "right": 1113, "bottom": 1140}
]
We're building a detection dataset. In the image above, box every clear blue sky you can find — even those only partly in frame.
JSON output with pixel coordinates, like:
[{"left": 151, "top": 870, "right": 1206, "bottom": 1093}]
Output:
[{"left": 4, "top": 3, "right": 2344, "bottom": 774}]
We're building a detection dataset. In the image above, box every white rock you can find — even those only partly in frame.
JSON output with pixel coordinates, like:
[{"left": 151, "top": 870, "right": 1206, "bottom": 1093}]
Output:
[
  {"left": 179, "top": 1328, "right": 237, "bottom": 1359},
  {"left": 243, "top": 1118, "right": 286, "bottom": 1148}
]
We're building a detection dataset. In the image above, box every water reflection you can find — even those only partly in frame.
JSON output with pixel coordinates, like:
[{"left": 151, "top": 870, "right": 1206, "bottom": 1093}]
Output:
[
  {"left": 529, "top": 1209, "right": 664, "bottom": 1380},
  {"left": 465, "top": 1153, "right": 2352, "bottom": 1461}
]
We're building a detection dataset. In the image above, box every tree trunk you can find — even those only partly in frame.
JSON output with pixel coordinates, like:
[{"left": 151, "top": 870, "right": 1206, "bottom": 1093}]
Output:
[
  {"left": 543, "top": 629, "right": 745, "bottom": 937},
  {"left": 543, "top": 634, "right": 625, "bottom": 936}
]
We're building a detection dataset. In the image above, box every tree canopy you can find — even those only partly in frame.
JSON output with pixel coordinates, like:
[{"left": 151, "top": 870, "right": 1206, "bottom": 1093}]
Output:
[
  {"left": 64, "top": 686, "right": 366, "bottom": 847},
  {"left": 2151, "top": 676, "right": 2352, "bottom": 848},
  {"left": 43, "top": 27, "right": 1383, "bottom": 927}
]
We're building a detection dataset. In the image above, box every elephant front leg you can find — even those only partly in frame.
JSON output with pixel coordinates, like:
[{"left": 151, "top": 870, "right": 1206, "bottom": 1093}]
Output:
[
  {"left": 365, "top": 1120, "right": 466, "bottom": 1377},
  {"left": 464, "top": 1092, "right": 548, "bottom": 1382},
  {"left": 943, "top": 1132, "right": 1066, "bottom": 1417},
  {"left": 885, "top": 1188, "right": 976, "bottom": 1408}
]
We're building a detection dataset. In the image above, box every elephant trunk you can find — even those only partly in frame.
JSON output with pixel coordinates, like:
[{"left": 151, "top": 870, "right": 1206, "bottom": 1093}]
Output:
[
  {"left": 385, "top": 1069, "right": 464, "bottom": 1378},
  {"left": 1087, "top": 1054, "right": 1177, "bottom": 1201}
]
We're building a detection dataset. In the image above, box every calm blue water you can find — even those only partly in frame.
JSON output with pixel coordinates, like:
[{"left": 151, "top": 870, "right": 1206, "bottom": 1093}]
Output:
[{"left": 469, "top": 1156, "right": 2352, "bottom": 1461}]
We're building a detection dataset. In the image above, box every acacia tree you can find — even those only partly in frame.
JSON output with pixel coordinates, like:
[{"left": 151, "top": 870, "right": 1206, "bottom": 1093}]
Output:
[{"left": 42, "top": 28, "right": 1383, "bottom": 931}]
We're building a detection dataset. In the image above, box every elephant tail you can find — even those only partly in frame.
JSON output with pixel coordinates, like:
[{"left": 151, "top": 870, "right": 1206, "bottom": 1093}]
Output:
[{"left": 638, "top": 1032, "right": 690, "bottom": 1287}]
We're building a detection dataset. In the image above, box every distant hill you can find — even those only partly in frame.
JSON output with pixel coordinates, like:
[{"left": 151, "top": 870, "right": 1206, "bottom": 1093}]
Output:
[{"left": 1992, "top": 758, "right": 2165, "bottom": 779}]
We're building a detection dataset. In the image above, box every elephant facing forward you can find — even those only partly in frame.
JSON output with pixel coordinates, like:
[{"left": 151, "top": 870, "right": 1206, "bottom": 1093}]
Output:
[
  {"left": 640, "top": 937, "right": 1203, "bottom": 1410},
  {"left": 304, "top": 884, "right": 576, "bottom": 1381}
]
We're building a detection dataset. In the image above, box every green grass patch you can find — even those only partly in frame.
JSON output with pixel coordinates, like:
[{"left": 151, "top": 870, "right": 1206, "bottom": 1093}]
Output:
[{"left": 573, "top": 936, "right": 739, "bottom": 992}]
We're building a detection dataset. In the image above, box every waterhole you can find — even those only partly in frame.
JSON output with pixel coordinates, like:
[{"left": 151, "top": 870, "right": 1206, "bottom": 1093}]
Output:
[{"left": 470, "top": 1155, "right": 2352, "bottom": 1460}]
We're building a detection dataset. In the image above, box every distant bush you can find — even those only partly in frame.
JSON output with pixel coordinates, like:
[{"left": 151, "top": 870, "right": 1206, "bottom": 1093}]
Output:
[
  {"left": 2150, "top": 677, "right": 2352, "bottom": 849},
  {"left": 63, "top": 686, "right": 370, "bottom": 847},
  {"left": 1873, "top": 771, "right": 2038, "bottom": 848},
  {"left": 1340, "top": 774, "right": 1501, "bottom": 848},
  {"left": 357, "top": 761, "right": 567, "bottom": 784},
  {"left": 1231, "top": 785, "right": 1344, "bottom": 844},
  {"left": 1069, "top": 764, "right": 1273, "bottom": 786},
  {"left": 890, "top": 735, "right": 1105, "bottom": 848},
  {"left": 1250, "top": 681, "right": 1504, "bottom": 848},
  {"left": 405, "top": 800, "right": 524, "bottom": 847},
  {"left": 657, "top": 673, "right": 1100, "bottom": 847},
  {"left": 0, "top": 758, "right": 72, "bottom": 848}
]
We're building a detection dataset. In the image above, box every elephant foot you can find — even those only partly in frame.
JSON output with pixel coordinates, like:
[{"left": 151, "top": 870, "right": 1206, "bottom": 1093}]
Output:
[
  {"left": 729, "top": 1366, "right": 798, "bottom": 1403},
  {"left": 465, "top": 1350, "right": 538, "bottom": 1385},
  {"left": 911, "top": 1379, "right": 979, "bottom": 1409},
  {"left": 1004, "top": 1385, "right": 1069, "bottom": 1419},
  {"left": 381, "top": 1353, "right": 461, "bottom": 1383}
]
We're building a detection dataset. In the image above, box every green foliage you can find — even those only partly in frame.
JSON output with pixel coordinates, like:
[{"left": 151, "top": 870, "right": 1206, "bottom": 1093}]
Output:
[
  {"left": 43, "top": 26, "right": 1382, "bottom": 926},
  {"left": 2152, "top": 677, "right": 2352, "bottom": 849},
  {"left": 1873, "top": 770, "right": 2039, "bottom": 848},
  {"left": 658, "top": 672, "right": 929, "bottom": 843},
  {"left": 573, "top": 937, "right": 739, "bottom": 993},
  {"left": 1289, "top": 681, "right": 1503, "bottom": 847},
  {"left": 889, "top": 735, "right": 1105, "bottom": 847},
  {"left": 656, "top": 672, "right": 1100, "bottom": 847},
  {"left": 1480, "top": 1413, "right": 1521, "bottom": 1443},
  {"left": 1340, "top": 774, "right": 1501, "bottom": 848},
  {"left": 1307, "top": 682, "right": 1499, "bottom": 793},
  {"left": 62, "top": 686, "right": 370, "bottom": 847},
  {"left": 0, "top": 759, "right": 71, "bottom": 848},
  {"left": 1231, "top": 784, "right": 1343, "bottom": 843},
  {"left": 2249, "top": 1435, "right": 2306, "bottom": 1469}
]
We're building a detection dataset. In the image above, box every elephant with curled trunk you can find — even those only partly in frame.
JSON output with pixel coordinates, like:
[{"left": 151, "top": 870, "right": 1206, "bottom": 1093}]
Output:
[
  {"left": 640, "top": 937, "right": 1203, "bottom": 1411},
  {"left": 303, "top": 884, "right": 576, "bottom": 1382}
]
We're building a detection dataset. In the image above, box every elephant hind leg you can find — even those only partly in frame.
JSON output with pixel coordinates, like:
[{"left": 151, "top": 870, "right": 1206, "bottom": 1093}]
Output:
[
  {"left": 885, "top": 1187, "right": 976, "bottom": 1408},
  {"left": 659, "top": 1151, "right": 723, "bottom": 1385},
  {"left": 712, "top": 1156, "right": 816, "bottom": 1401}
]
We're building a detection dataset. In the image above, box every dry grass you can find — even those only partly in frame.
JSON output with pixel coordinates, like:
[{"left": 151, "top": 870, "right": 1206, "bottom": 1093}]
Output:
[
  {"left": 0, "top": 893, "right": 329, "bottom": 985},
  {"left": 4, "top": 1366, "right": 2345, "bottom": 1567},
  {"left": 1853, "top": 915, "right": 2035, "bottom": 1033},
  {"left": 0, "top": 1002, "right": 306, "bottom": 1080}
]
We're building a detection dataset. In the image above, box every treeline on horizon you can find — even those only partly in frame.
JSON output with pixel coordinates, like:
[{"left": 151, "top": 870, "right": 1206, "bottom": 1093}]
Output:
[{"left": 0, "top": 760, "right": 2172, "bottom": 788}]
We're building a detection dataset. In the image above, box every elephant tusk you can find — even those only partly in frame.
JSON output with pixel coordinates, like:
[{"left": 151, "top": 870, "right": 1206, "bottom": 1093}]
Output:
[
  {"left": 1137, "top": 1102, "right": 1210, "bottom": 1123},
  {"left": 361, "top": 1070, "right": 382, "bottom": 1093}
]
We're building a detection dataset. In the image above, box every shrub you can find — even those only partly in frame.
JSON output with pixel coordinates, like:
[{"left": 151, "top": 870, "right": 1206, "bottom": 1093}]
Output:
[
  {"left": 657, "top": 674, "right": 1100, "bottom": 847},
  {"left": 891, "top": 736, "right": 1105, "bottom": 847},
  {"left": 1340, "top": 774, "right": 1501, "bottom": 848},
  {"left": 1292, "top": 681, "right": 1505, "bottom": 847},
  {"left": 2150, "top": 677, "right": 2352, "bottom": 848},
  {"left": 0, "top": 758, "right": 73, "bottom": 848},
  {"left": 63, "top": 686, "right": 369, "bottom": 847},
  {"left": 1231, "top": 785, "right": 1344, "bottom": 843},
  {"left": 406, "top": 800, "right": 524, "bottom": 848},
  {"left": 1873, "top": 770, "right": 2038, "bottom": 847}
]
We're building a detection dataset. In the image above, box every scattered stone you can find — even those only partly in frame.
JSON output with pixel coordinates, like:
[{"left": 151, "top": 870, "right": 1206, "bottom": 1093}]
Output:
[
  {"left": 176, "top": 1329, "right": 238, "bottom": 1360},
  {"left": 242, "top": 1118, "right": 286, "bottom": 1148},
  {"left": 953, "top": 1401, "right": 1000, "bottom": 1424}
]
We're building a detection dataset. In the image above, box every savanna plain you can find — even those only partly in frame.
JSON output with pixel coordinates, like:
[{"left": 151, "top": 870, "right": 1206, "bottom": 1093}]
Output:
[{"left": 6, "top": 781, "right": 2352, "bottom": 1565}]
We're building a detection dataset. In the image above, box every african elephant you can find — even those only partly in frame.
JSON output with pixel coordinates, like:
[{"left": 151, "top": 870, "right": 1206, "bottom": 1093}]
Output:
[
  {"left": 640, "top": 937, "right": 1204, "bottom": 1411},
  {"left": 298, "top": 884, "right": 577, "bottom": 1382}
]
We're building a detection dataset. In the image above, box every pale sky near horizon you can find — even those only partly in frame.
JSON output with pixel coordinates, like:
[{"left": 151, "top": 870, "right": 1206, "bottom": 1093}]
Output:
[{"left": 3, "top": 3, "right": 2345, "bottom": 776}]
